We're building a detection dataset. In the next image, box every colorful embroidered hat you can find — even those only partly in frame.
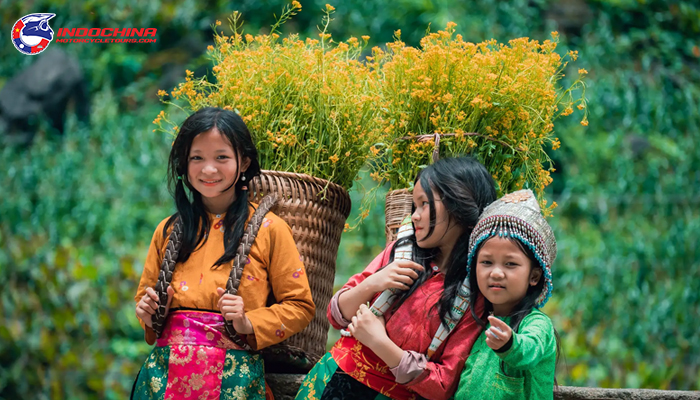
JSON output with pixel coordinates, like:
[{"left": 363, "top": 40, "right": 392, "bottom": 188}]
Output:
[{"left": 466, "top": 189, "right": 557, "bottom": 308}]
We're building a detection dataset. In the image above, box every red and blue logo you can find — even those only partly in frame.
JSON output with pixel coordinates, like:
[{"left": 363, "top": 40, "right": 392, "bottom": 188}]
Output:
[{"left": 12, "top": 13, "right": 56, "bottom": 55}]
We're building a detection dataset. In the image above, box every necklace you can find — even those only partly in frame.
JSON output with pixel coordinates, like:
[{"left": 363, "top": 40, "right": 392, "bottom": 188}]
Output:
[{"left": 213, "top": 214, "right": 223, "bottom": 231}]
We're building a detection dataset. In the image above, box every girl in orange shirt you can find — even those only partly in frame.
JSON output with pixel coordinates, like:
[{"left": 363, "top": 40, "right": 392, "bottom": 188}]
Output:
[{"left": 132, "top": 107, "right": 314, "bottom": 400}]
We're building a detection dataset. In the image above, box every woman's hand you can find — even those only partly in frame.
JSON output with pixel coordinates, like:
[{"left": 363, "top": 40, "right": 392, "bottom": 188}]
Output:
[
  {"left": 486, "top": 316, "right": 513, "bottom": 351},
  {"left": 361, "top": 260, "right": 424, "bottom": 293},
  {"left": 135, "top": 286, "right": 174, "bottom": 328},
  {"left": 217, "top": 287, "right": 254, "bottom": 335},
  {"left": 348, "top": 304, "right": 388, "bottom": 348}
]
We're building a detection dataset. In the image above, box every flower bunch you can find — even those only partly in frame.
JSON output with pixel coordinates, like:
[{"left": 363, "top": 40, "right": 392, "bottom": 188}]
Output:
[
  {"left": 156, "top": 3, "right": 382, "bottom": 191},
  {"left": 371, "top": 25, "right": 587, "bottom": 214}
]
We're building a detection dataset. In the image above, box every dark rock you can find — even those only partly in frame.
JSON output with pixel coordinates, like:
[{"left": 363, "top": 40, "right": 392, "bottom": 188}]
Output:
[
  {"left": 546, "top": 0, "right": 594, "bottom": 38},
  {"left": 626, "top": 134, "right": 651, "bottom": 158},
  {"left": 0, "top": 48, "right": 89, "bottom": 146}
]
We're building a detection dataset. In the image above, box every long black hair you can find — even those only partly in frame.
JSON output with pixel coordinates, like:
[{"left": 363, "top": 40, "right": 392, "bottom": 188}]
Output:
[
  {"left": 163, "top": 107, "right": 261, "bottom": 267},
  {"left": 389, "top": 156, "right": 497, "bottom": 327}
]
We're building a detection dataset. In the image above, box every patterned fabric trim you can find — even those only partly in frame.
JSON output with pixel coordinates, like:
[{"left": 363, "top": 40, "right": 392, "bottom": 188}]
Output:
[
  {"left": 156, "top": 310, "right": 246, "bottom": 350},
  {"left": 132, "top": 311, "right": 265, "bottom": 400}
]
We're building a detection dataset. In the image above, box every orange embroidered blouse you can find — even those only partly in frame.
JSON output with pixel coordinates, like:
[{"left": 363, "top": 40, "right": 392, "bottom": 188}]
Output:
[{"left": 135, "top": 205, "right": 315, "bottom": 350}]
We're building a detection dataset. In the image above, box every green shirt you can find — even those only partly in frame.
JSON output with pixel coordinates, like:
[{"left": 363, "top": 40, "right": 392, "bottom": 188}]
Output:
[{"left": 454, "top": 309, "right": 556, "bottom": 400}]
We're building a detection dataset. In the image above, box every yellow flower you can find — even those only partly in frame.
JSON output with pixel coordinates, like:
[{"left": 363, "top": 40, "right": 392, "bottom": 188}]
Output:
[
  {"left": 292, "top": 0, "right": 302, "bottom": 10},
  {"left": 552, "top": 138, "right": 561, "bottom": 150},
  {"left": 581, "top": 120, "right": 589, "bottom": 126},
  {"left": 578, "top": 68, "right": 588, "bottom": 75},
  {"left": 551, "top": 31, "right": 559, "bottom": 39},
  {"left": 325, "top": 4, "right": 335, "bottom": 11},
  {"left": 157, "top": 17, "right": 580, "bottom": 195}
]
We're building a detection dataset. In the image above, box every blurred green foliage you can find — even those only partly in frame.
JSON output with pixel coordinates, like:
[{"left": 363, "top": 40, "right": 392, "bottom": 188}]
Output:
[{"left": 1, "top": 0, "right": 698, "bottom": 398}]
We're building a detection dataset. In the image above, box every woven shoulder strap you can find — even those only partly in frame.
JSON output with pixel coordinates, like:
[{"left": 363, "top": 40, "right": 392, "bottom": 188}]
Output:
[
  {"left": 426, "top": 279, "right": 470, "bottom": 358},
  {"left": 340, "top": 215, "right": 414, "bottom": 338},
  {"left": 151, "top": 218, "right": 183, "bottom": 337},
  {"left": 224, "top": 194, "right": 278, "bottom": 349},
  {"left": 368, "top": 215, "right": 414, "bottom": 316},
  {"left": 150, "top": 194, "right": 278, "bottom": 341},
  {"left": 339, "top": 213, "right": 472, "bottom": 359}
]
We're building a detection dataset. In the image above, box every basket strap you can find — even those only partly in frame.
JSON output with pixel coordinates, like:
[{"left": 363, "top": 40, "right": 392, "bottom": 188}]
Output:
[
  {"left": 340, "top": 215, "right": 415, "bottom": 339},
  {"left": 224, "top": 194, "right": 278, "bottom": 350},
  {"left": 152, "top": 218, "right": 183, "bottom": 338},
  {"left": 432, "top": 132, "right": 441, "bottom": 163},
  {"left": 427, "top": 279, "right": 470, "bottom": 358},
  {"left": 369, "top": 215, "right": 415, "bottom": 317}
]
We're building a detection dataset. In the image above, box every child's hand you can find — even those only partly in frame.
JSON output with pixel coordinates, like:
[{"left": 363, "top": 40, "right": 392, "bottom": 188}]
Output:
[
  {"left": 217, "top": 287, "right": 254, "bottom": 335},
  {"left": 486, "top": 316, "right": 513, "bottom": 351},
  {"left": 348, "top": 304, "right": 388, "bottom": 348},
  {"left": 362, "top": 260, "right": 424, "bottom": 293},
  {"left": 136, "top": 286, "right": 174, "bottom": 328}
]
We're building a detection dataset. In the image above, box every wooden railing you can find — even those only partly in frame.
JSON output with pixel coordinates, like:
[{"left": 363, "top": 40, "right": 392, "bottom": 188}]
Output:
[{"left": 265, "top": 374, "right": 700, "bottom": 400}]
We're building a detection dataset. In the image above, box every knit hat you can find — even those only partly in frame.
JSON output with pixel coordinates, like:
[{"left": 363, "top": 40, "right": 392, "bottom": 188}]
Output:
[{"left": 466, "top": 189, "right": 557, "bottom": 308}]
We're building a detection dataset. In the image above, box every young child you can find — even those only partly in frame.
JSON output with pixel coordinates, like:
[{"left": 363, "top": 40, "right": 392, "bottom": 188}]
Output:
[
  {"left": 296, "top": 156, "right": 497, "bottom": 400},
  {"left": 455, "top": 189, "right": 558, "bottom": 400},
  {"left": 132, "top": 107, "right": 315, "bottom": 400}
]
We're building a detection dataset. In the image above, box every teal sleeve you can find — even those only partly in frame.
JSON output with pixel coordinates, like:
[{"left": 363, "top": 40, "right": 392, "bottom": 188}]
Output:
[{"left": 495, "top": 312, "right": 555, "bottom": 370}]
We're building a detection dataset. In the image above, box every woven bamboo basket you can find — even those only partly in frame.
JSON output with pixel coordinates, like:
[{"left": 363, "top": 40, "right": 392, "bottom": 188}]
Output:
[
  {"left": 248, "top": 170, "right": 351, "bottom": 369},
  {"left": 384, "top": 189, "right": 413, "bottom": 244}
]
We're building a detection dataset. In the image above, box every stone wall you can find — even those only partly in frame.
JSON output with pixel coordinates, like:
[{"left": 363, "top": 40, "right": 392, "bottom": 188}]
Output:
[{"left": 266, "top": 374, "right": 700, "bottom": 400}]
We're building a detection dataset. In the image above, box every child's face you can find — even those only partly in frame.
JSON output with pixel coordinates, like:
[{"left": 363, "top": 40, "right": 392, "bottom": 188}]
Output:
[
  {"left": 187, "top": 128, "right": 250, "bottom": 212},
  {"left": 411, "top": 181, "right": 463, "bottom": 251},
  {"left": 475, "top": 236, "right": 542, "bottom": 316}
]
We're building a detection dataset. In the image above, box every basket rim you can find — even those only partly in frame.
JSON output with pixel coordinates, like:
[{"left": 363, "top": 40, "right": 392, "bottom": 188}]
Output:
[
  {"left": 258, "top": 169, "right": 349, "bottom": 195},
  {"left": 386, "top": 188, "right": 413, "bottom": 195}
]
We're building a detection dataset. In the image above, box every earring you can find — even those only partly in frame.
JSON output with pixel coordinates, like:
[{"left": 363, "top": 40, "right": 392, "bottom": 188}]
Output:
[
  {"left": 241, "top": 175, "right": 247, "bottom": 182},
  {"left": 241, "top": 174, "right": 248, "bottom": 190}
]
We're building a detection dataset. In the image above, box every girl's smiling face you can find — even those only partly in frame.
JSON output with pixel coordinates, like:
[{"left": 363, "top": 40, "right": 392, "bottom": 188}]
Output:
[
  {"left": 187, "top": 128, "right": 250, "bottom": 213},
  {"left": 476, "top": 236, "right": 542, "bottom": 316}
]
